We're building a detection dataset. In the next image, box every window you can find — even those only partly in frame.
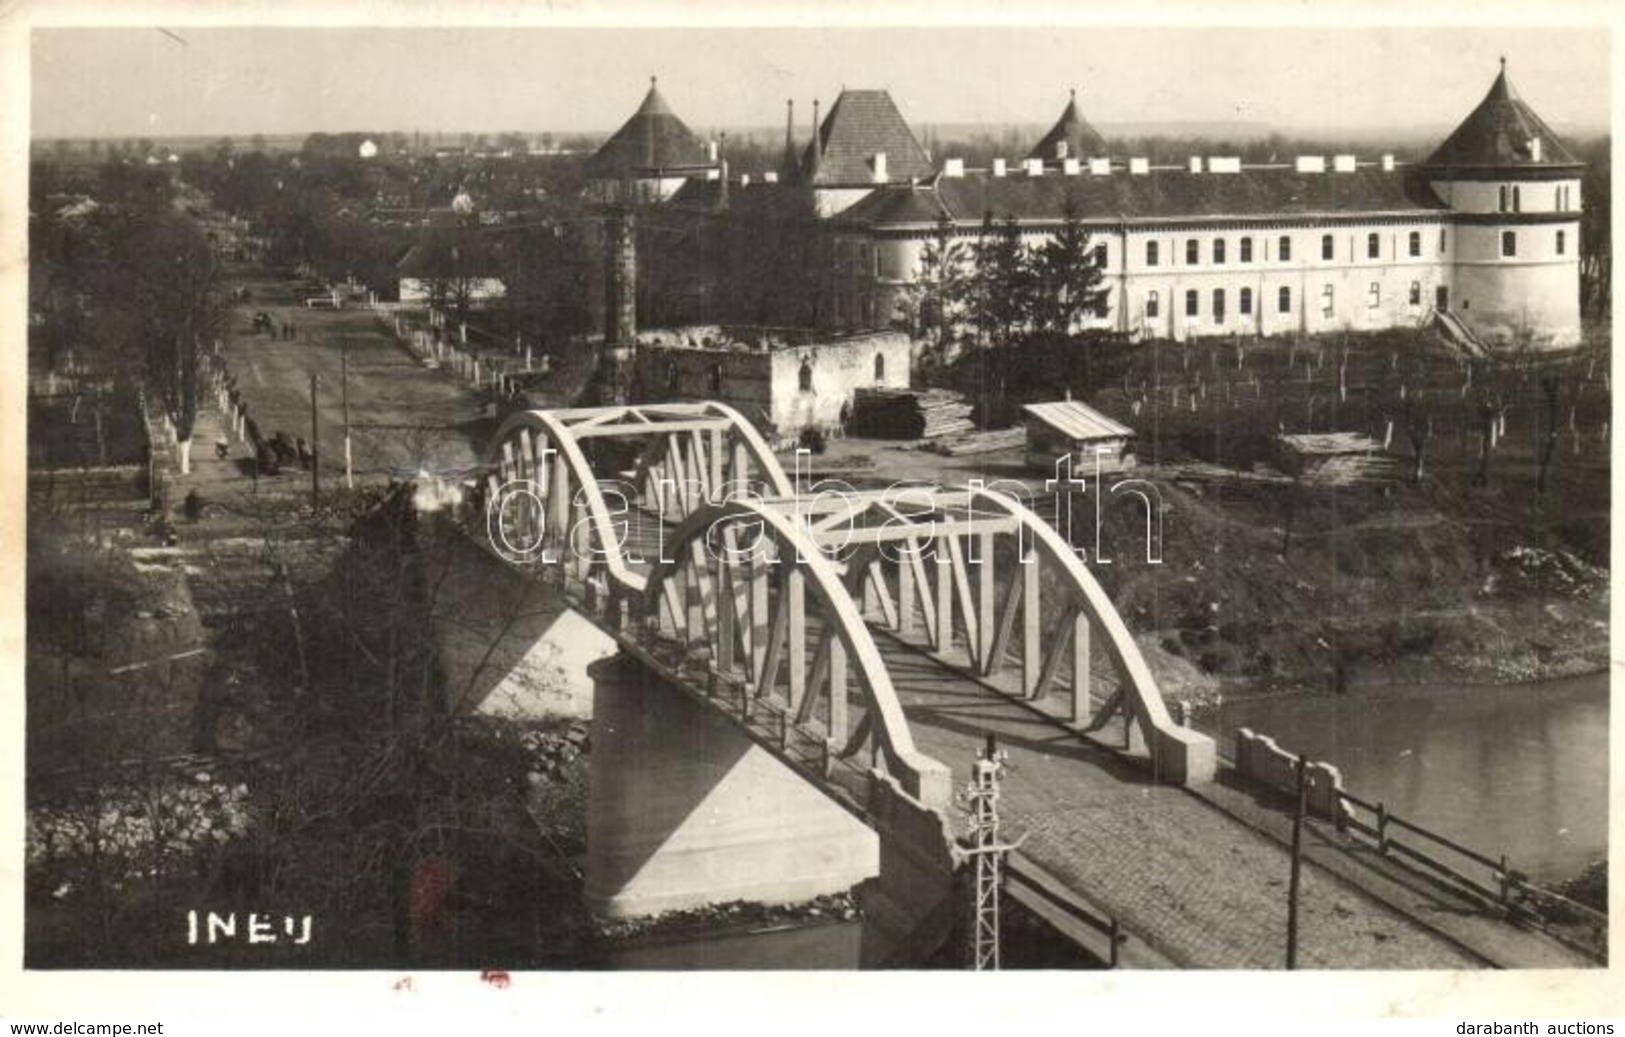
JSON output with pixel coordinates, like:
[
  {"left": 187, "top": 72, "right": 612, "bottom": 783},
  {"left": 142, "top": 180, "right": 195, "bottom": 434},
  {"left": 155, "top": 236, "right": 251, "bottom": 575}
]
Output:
[
  {"left": 1094, "top": 288, "right": 1110, "bottom": 319},
  {"left": 1409, "top": 282, "right": 1421, "bottom": 306},
  {"left": 1512, "top": 186, "right": 1521, "bottom": 213},
  {"left": 1367, "top": 232, "right": 1380, "bottom": 259},
  {"left": 1146, "top": 240, "right": 1159, "bottom": 267},
  {"left": 1213, "top": 288, "right": 1226, "bottom": 324},
  {"left": 708, "top": 364, "right": 723, "bottom": 393},
  {"left": 1213, "top": 239, "right": 1226, "bottom": 265},
  {"left": 1556, "top": 185, "right": 1564, "bottom": 211},
  {"left": 1278, "top": 286, "right": 1292, "bottom": 313},
  {"left": 1499, "top": 185, "right": 1509, "bottom": 212},
  {"left": 1440, "top": 228, "right": 1447, "bottom": 253},
  {"left": 1239, "top": 287, "right": 1253, "bottom": 315},
  {"left": 1146, "top": 290, "right": 1160, "bottom": 319},
  {"left": 799, "top": 358, "right": 814, "bottom": 392},
  {"left": 1186, "top": 239, "right": 1200, "bottom": 265},
  {"left": 1321, "top": 234, "right": 1334, "bottom": 261},
  {"left": 1279, "top": 235, "right": 1292, "bottom": 262},
  {"left": 666, "top": 361, "right": 680, "bottom": 391},
  {"left": 1501, "top": 230, "right": 1517, "bottom": 257},
  {"left": 1557, "top": 230, "right": 1566, "bottom": 256},
  {"left": 1240, "top": 237, "right": 1253, "bottom": 263},
  {"left": 1321, "top": 284, "right": 1334, "bottom": 318},
  {"left": 874, "top": 353, "right": 885, "bottom": 381},
  {"left": 1367, "top": 282, "right": 1380, "bottom": 309},
  {"left": 1093, "top": 243, "right": 1108, "bottom": 268},
  {"left": 1408, "top": 231, "right": 1421, "bottom": 257},
  {"left": 1185, "top": 289, "right": 1199, "bottom": 317}
]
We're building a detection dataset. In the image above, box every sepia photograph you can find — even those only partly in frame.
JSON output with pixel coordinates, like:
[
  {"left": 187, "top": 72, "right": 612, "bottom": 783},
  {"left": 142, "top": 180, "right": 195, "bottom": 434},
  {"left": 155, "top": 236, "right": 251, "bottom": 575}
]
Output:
[{"left": 4, "top": 2, "right": 1618, "bottom": 1017}]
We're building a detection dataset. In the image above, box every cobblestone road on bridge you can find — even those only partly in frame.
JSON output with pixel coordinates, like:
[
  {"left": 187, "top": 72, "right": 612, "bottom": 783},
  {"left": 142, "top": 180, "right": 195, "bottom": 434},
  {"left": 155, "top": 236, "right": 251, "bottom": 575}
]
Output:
[{"left": 877, "top": 644, "right": 1495, "bottom": 969}]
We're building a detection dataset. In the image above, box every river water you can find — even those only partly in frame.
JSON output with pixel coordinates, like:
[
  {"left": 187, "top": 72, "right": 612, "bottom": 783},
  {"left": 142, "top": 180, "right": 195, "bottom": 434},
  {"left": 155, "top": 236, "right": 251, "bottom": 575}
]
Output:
[
  {"left": 1196, "top": 672, "right": 1609, "bottom": 883},
  {"left": 603, "top": 673, "right": 1606, "bottom": 968}
]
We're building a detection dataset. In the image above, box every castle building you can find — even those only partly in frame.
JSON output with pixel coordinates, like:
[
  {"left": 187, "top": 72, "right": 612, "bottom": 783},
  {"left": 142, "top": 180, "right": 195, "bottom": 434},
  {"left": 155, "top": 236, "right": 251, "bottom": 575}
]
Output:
[
  {"left": 608, "top": 63, "right": 1584, "bottom": 349},
  {"left": 828, "top": 62, "right": 1582, "bottom": 348}
]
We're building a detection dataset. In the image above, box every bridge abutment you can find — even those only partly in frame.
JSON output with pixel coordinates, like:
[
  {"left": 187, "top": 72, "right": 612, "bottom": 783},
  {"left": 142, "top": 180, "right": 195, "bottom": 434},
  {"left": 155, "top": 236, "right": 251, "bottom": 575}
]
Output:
[{"left": 584, "top": 653, "right": 881, "bottom": 919}]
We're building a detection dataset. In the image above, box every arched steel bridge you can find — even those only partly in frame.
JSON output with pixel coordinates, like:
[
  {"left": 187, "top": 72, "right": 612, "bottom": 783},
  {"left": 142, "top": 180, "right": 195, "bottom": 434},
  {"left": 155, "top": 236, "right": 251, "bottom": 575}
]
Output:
[
  {"left": 469, "top": 401, "right": 1593, "bottom": 969},
  {"left": 482, "top": 401, "right": 1210, "bottom": 818}
]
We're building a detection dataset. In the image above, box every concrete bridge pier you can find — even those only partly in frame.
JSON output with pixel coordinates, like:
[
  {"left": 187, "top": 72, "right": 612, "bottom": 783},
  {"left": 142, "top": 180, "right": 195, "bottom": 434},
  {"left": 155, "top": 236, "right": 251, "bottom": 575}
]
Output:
[{"left": 584, "top": 654, "right": 883, "bottom": 919}]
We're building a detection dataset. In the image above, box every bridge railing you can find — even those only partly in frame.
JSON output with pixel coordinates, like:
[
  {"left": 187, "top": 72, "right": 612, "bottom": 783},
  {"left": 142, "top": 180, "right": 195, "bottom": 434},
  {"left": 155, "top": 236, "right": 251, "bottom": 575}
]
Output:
[
  {"left": 1231, "top": 726, "right": 1606, "bottom": 961},
  {"left": 1333, "top": 787, "right": 1606, "bottom": 958}
]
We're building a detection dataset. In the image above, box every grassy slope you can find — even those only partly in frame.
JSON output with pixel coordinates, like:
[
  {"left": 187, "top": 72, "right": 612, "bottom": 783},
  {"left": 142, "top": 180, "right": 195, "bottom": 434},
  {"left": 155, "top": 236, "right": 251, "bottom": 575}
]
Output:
[{"left": 951, "top": 326, "right": 1610, "bottom": 698}]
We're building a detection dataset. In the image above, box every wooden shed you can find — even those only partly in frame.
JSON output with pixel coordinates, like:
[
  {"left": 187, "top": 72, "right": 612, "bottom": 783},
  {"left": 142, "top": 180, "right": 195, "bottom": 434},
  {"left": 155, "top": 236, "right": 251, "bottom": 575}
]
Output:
[{"left": 1022, "top": 400, "right": 1136, "bottom": 474}]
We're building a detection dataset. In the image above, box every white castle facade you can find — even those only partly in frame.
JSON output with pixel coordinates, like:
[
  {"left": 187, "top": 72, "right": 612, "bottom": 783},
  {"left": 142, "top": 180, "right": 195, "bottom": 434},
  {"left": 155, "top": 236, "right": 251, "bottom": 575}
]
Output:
[{"left": 596, "top": 63, "right": 1585, "bottom": 349}]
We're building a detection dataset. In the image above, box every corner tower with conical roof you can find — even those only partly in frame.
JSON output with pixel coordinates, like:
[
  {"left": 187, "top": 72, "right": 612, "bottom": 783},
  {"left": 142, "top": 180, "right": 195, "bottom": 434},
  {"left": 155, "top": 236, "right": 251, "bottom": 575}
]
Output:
[
  {"left": 1426, "top": 60, "right": 1583, "bottom": 347},
  {"left": 1029, "top": 88, "right": 1106, "bottom": 166},
  {"left": 585, "top": 77, "right": 719, "bottom": 205}
]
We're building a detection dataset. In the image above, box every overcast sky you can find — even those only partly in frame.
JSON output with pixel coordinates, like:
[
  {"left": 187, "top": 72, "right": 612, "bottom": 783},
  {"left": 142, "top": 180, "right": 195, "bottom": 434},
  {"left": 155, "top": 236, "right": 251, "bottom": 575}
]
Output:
[{"left": 30, "top": 25, "right": 1611, "bottom": 141}]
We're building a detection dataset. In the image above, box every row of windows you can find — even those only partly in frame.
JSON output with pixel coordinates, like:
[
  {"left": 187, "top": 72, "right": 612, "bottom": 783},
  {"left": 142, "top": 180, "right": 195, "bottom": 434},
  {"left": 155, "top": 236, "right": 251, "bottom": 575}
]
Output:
[
  {"left": 1499, "top": 230, "right": 1570, "bottom": 257},
  {"left": 1148, "top": 281, "right": 1434, "bottom": 321},
  {"left": 1148, "top": 229, "right": 1445, "bottom": 267},
  {"left": 1500, "top": 184, "right": 1579, "bottom": 214}
]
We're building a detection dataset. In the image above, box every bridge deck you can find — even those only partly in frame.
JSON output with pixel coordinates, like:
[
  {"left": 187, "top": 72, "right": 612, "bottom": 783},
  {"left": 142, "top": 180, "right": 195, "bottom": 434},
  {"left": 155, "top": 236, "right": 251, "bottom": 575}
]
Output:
[
  {"left": 875, "top": 639, "right": 1578, "bottom": 969},
  {"left": 608, "top": 494, "right": 1586, "bottom": 968}
]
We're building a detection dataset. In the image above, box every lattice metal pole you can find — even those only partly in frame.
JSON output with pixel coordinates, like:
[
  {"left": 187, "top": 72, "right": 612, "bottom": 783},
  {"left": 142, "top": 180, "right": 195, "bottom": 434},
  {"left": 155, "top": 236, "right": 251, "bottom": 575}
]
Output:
[{"left": 961, "top": 732, "right": 1018, "bottom": 971}]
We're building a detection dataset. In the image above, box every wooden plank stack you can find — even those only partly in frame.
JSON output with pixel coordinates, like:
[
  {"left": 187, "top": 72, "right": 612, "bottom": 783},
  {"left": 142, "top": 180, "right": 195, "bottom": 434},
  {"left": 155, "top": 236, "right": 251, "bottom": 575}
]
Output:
[
  {"left": 931, "top": 427, "right": 1027, "bottom": 457},
  {"left": 850, "top": 387, "right": 975, "bottom": 440}
]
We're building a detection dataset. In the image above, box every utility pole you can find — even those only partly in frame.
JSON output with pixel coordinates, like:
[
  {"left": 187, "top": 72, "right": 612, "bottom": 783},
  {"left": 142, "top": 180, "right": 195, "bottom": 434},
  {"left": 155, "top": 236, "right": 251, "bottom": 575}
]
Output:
[
  {"left": 341, "top": 337, "right": 352, "bottom": 489},
  {"left": 309, "top": 372, "right": 321, "bottom": 509},
  {"left": 1286, "top": 754, "right": 1308, "bottom": 969},
  {"left": 960, "top": 733, "right": 1022, "bottom": 970}
]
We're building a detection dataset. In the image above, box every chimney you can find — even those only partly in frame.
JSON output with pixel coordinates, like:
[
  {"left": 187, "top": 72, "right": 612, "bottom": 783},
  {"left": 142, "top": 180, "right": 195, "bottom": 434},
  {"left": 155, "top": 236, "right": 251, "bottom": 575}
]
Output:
[
  {"left": 1089, "top": 157, "right": 1111, "bottom": 175},
  {"left": 1024, "top": 157, "right": 1044, "bottom": 177},
  {"left": 810, "top": 99, "right": 823, "bottom": 176},
  {"left": 944, "top": 157, "right": 965, "bottom": 178},
  {"left": 992, "top": 158, "right": 1007, "bottom": 177},
  {"left": 872, "top": 151, "right": 888, "bottom": 182},
  {"left": 1129, "top": 157, "right": 1149, "bottom": 175},
  {"left": 1055, "top": 140, "right": 1070, "bottom": 160},
  {"left": 1380, "top": 153, "right": 1395, "bottom": 172},
  {"left": 1188, "top": 156, "right": 1203, "bottom": 173},
  {"left": 776, "top": 97, "right": 796, "bottom": 180},
  {"left": 1295, "top": 155, "right": 1326, "bottom": 173},
  {"left": 1333, "top": 154, "right": 1357, "bottom": 173},
  {"left": 604, "top": 209, "right": 636, "bottom": 352},
  {"left": 1062, "top": 158, "right": 1081, "bottom": 176}
]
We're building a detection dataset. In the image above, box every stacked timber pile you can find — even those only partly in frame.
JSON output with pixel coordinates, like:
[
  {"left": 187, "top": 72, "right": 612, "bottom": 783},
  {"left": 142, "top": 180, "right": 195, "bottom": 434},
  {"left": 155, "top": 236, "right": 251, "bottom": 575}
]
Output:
[
  {"left": 850, "top": 387, "right": 975, "bottom": 440},
  {"left": 930, "top": 427, "right": 1026, "bottom": 457}
]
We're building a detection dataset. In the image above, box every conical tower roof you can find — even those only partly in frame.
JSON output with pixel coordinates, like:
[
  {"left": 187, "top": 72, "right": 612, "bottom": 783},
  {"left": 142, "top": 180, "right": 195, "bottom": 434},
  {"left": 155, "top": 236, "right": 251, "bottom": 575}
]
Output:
[
  {"left": 1029, "top": 89, "right": 1106, "bottom": 162},
  {"left": 1424, "top": 61, "right": 1579, "bottom": 170},
  {"left": 799, "top": 89, "right": 934, "bottom": 186},
  {"left": 586, "top": 77, "right": 712, "bottom": 180}
]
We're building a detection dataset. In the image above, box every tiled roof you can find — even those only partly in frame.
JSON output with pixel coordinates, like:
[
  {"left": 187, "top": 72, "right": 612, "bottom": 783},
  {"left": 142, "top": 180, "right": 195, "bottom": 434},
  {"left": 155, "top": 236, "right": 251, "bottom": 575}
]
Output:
[
  {"left": 838, "top": 185, "right": 953, "bottom": 224},
  {"left": 842, "top": 166, "right": 1447, "bottom": 228},
  {"left": 1029, "top": 91, "right": 1106, "bottom": 162},
  {"left": 586, "top": 79, "right": 713, "bottom": 180},
  {"left": 1423, "top": 66, "right": 1579, "bottom": 169},
  {"left": 801, "top": 89, "right": 935, "bottom": 186},
  {"left": 395, "top": 231, "right": 511, "bottom": 279},
  {"left": 665, "top": 178, "right": 820, "bottom": 223}
]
